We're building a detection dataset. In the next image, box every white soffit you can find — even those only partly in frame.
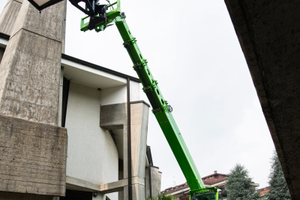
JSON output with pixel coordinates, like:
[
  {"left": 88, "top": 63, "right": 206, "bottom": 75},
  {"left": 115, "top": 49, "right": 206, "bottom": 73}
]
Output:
[
  {"left": 0, "top": 35, "right": 132, "bottom": 90},
  {"left": 61, "top": 58, "right": 127, "bottom": 89}
]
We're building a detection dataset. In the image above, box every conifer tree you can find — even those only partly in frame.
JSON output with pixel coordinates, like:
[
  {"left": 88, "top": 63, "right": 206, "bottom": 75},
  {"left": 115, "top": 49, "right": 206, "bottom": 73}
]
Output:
[
  {"left": 225, "top": 164, "right": 258, "bottom": 200},
  {"left": 267, "top": 152, "right": 291, "bottom": 200}
]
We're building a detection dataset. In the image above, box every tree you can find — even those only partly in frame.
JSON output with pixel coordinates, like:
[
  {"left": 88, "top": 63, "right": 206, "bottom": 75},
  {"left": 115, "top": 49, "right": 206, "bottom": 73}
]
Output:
[
  {"left": 267, "top": 152, "right": 291, "bottom": 200},
  {"left": 225, "top": 164, "right": 259, "bottom": 200}
]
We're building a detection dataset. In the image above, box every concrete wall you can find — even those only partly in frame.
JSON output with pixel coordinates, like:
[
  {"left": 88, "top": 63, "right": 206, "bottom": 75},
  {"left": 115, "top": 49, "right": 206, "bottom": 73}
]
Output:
[
  {"left": 0, "top": 115, "right": 67, "bottom": 196},
  {"left": 65, "top": 82, "right": 118, "bottom": 200},
  {"left": 145, "top": 166, "right": 162, "bottom": 198},
  {"left": 0, "top": 0, "right": 23, "bottom": 35},
  {"left": 0, "top": 29, "right": 62, "bottom": 124},
  {"left": 0, "top": 0, "right": 67, "bottom": 197},
  {"left": 0, "top": 0, "right": 66, "bottom": 125},
  {"left": 150, "top": 167, "right": 162, "bottom": 197}
]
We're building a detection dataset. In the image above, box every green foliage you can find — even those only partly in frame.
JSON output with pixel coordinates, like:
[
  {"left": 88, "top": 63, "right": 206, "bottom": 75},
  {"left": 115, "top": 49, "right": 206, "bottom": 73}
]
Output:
[
  {"left": 146, "top": 193, "right": 174, "bottom": 200},
  {"left": 225, "top": 164, "right": 259, "bottom": 200},
  {"left": 267, "top": 152, "right": 291, "bottom": 200}
]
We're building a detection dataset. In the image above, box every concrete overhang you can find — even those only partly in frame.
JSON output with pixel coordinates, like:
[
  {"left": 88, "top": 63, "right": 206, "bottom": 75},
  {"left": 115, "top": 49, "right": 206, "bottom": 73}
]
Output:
[
  {"left": 61, "top": 54, "right": 140, "bottom": 90},
  {"left": 0, "top": 33, "right": 140, "bottom": 91},
  {"left": 225, "top": 0, "right": 300, "bottom": 198}
]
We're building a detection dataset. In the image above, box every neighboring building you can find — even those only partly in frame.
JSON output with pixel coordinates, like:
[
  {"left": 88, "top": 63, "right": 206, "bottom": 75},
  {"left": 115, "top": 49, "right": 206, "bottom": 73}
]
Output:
[
  {"left": 256, "top": 187, "right": 271, "bottom": 200},
  {"left": 161, "top": 171, "right": 228, "bottom": 200},
  {"left": 0, "top": 1, "right": 161, "bottom": 200},
  {"left": 202, "top": 171, "right": 228, "bottom": 189},
  {"left": 161, "top": 171, "right": 261, "bottom": 200}
]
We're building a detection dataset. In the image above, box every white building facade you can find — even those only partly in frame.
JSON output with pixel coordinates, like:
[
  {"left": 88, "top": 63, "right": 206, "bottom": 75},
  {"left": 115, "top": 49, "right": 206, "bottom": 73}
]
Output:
[{"left": 0, "top": 1, "right": 161, "bottom": 199}]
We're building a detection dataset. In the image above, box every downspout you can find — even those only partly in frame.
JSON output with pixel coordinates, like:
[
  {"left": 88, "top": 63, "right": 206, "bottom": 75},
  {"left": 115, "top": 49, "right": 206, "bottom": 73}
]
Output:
[
  {"left": 127, "top": 78, "right": 133, "bottom": 200},
  {"left": 147, "top": 146, "right": 153, "bottom": 198},
  {"left": 148, "top": 165, "right": 152, "bottom": 198}
]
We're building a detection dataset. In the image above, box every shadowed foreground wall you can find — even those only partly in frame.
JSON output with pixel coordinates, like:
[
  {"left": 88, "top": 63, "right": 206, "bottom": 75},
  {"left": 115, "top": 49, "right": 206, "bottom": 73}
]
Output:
[{"left": 225, "top": 0, "right": 300, "bottom": 198}]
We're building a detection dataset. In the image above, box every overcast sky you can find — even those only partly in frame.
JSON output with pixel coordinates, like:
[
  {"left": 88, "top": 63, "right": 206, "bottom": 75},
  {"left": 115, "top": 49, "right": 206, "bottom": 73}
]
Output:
[{"left": 1, "top": 0, "right": 275, "bottom": 191}]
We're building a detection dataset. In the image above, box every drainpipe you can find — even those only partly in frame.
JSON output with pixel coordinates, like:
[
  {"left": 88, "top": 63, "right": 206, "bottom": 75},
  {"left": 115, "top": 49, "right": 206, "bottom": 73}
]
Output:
[
  {"left": 148, "top": 166, "right": 152, "bottom": 198},
  {"left": 146, "top": 146, "right": 153, "bottom": 198},
  {"left": 127, "top": 78, "right": 133, "bottom": 200}
]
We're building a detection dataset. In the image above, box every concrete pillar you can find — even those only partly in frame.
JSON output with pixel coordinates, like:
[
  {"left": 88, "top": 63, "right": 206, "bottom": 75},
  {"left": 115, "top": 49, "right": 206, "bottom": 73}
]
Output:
[
  {"left": 0, "top": 0, "right": 66, "bottom": 52},
  {"left": 100, "top": 103, "right": 128, "bottom": 199},
  {"left": 100, "top": 101, "right": 150, "bottom": 200},
  {"left": 0, "top": 0, "right": 67, "bottom": 198},
  {"left": 0, "top": 0, "right": 23, "bottom": 35},
  {"left": 130, "top": 102, "right": 149, "bottom": 199},
  {"left": 0, "top": 0, "right": 65, "bottom": 125}
]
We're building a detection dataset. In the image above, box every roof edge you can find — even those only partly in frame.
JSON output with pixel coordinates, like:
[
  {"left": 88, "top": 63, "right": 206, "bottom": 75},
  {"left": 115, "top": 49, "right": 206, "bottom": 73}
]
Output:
[
  {"left": 62, "top": 54, "right": 140, "bottom": 83},
  {"left": 0, "top": 33, "right": 141, "bottom": 83}
]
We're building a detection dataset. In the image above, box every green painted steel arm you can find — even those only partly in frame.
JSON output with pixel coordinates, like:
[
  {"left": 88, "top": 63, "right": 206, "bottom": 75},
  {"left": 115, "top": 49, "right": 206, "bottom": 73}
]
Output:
[
  {"left": 114, "top": 14, "right": 205, "bottom": 192},
  {"left": 80, "top": 3, "right": 219, "bottom": 197}
]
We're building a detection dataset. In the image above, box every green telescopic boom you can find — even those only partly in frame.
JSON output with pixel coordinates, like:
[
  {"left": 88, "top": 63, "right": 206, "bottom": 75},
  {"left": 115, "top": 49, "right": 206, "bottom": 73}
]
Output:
[
  {"left": 80, "top": 1, "right": 219, "bottom": 199},
  {"left": 114, "top": 15, "right": 205, "bottom": 192}
]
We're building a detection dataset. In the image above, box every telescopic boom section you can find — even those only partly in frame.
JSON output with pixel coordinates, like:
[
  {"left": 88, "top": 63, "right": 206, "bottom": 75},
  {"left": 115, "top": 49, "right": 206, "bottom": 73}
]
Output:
[
  {"left": 79, "top": 1, "right": 218, "bottom": 197},
  {"left": 114, "top": 15, "right": 205, "bottom": 192}
]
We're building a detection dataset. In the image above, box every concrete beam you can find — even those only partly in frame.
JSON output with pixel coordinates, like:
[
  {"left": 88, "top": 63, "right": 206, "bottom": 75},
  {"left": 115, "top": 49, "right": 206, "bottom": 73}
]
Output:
[
  {"left": 66, "top": 176, "right": 102, "bottom": 192},
  {"left": 66, "top": 176, "right": 128, "bottom": 194},
  {"left": 100, "top": 101, "right": 151, "bottom": 199},
  {"left": 99, "top": 179, "right": 128, "bottom": 193},
  {"left": 100, "top": 103, "right": 127, "bottom": 130}
]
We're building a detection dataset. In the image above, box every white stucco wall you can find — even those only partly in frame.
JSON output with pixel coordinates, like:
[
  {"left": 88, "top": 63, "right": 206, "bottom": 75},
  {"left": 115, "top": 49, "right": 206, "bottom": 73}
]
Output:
[
  {"left": 100, "top": 85, "right": 127, "bottom": 105},
  {"left": 100, "top": 80, "right": 140, "bottom": 105},
  {"left": 130, "top": 81, "right": 140, "bottom": 101},
  {"left": 65, "top": 82, "right": 119, "bottom": 200},
  {"left": 64, "top": 76, "right": 141, "bottom": 200}
]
